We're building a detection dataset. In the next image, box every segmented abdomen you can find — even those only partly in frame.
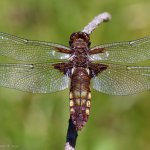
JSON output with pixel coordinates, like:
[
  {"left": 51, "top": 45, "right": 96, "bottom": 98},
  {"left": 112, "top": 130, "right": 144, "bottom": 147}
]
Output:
[{"left": 69, "top": 67, "right": 91, "bottom": 130}]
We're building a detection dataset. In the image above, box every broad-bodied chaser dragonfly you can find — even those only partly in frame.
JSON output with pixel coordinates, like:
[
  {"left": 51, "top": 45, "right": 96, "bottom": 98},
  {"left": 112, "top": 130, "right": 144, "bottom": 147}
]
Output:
[{"left": 0, "top": 32, "right": 150, "bottom": 130}]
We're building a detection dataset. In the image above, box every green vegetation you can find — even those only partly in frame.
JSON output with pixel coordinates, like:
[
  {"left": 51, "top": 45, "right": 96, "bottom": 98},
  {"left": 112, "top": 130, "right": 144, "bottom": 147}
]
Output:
[{"left": 0, "top": 0, "right": 150, "bottom": 149}]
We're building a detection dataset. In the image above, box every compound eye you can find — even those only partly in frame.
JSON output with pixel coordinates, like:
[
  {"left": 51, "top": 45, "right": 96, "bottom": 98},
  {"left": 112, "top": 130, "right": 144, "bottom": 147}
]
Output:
[
  {"left": 69, "top": 32, "right": 79, "bottom": 46},
  {"left": 70, "top": 32, "right": 78, "bottom": 41},
  {"left": 83, "top": 32, "right": 90, "bottom": 41}
]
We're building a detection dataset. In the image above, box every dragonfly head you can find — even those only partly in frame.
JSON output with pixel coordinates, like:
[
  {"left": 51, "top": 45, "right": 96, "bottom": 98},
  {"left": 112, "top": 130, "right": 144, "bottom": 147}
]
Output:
[{"left": 69, "top": 32, "right": 91, "bottom": 49}]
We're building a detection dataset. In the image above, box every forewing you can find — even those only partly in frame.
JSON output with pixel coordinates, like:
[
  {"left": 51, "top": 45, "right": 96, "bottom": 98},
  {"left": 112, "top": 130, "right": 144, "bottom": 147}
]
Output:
[
  {"left": 90, "top": 36, "right": 150, "bottom": 63},
  {"left": 92, "top": 64, "right": 150, "bottom": 95},
  {"left": 0, "top": 63, "right": 69, "bottom": 93},
  {"left": 0, "top": 32, "right": 71, "bottom": 62}
]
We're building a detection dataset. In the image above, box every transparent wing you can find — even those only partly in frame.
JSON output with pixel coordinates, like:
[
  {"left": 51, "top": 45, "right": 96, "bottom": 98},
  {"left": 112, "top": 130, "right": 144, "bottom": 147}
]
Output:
[
  {"left": 0, "top": 63, "right": 69, "bottom": 93},
  {"left": 92, "top": 64, "right": 150, "bottom": 95},
  {"left": 0, "top": 32, "right": 71, "bottom": 62},
  {"left": 90, "top": 36, "right": 150, "bottom": 63}
]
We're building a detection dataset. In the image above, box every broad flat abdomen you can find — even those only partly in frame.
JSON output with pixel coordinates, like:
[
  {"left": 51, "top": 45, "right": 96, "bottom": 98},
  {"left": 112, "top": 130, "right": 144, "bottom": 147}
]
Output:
[{"left": 69, "top": 67, "right": 91, "bottom": 130}]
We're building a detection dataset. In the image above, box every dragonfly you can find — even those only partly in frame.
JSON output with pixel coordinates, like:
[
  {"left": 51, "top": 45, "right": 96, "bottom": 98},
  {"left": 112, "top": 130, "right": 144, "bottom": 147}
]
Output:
[{"left": 0, "top": 31, "right": 150, "bottom": 130}]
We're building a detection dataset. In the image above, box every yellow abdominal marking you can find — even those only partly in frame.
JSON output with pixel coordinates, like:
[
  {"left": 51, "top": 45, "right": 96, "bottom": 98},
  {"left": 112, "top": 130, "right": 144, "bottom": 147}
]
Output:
[
  {"left": 86, "top": 108, "right": 90, "bottom": 115},
  {"left": 81, "top": 99, "right": 86, "bottom": 106},
  {"left": 81, "top": 91, "right": 87, "bottom": 98},
  {"left": 74, "top": 91, "right": 80, "bottom": 98},
  {"left": 76, "top": 99, "right": 80, "bottom": 106},
  {"left": 87, "top": 92, "right": 91, "bottom": 99},
  {"left": 69, "top": 92, "right": 73, "bottom": 99},
  {"left": 70, "top": 100, "right": 74, "bottom": 107},
  {"left": 86, "top": 100, "right": 91, "bottom": 107},
  {"left": 70, "top": 108, "right": 75, "bottom": 114}
]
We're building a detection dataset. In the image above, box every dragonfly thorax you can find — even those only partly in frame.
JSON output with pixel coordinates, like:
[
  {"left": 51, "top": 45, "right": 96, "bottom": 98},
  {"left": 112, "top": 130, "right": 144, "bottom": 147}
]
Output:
[{"left": 69, "top": 32, "right": 91, "bottom": 67}]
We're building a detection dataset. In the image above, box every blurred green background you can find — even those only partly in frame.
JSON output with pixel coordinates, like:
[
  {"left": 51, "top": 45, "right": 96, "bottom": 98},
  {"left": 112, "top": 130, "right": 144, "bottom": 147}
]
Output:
[{"left": 0, "top": 0, "right": 150, "bottom": 150}]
